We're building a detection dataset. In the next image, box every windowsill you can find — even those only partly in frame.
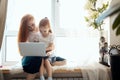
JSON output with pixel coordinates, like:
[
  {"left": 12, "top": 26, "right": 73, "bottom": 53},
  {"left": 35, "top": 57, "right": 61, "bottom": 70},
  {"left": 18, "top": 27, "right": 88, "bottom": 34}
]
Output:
[
  {"left": 0, "top": 66, "right": 10, "bottom": 74},
  {"left": 0, "top": 61, "right": 83, "bottom": 80},
  {"left": 0, "top": 60, "right": 85, "bottom": 74},
  {"left": 0, "top": 61, "right": 110, "bottom": 74},
  {"left": 0, "top": 61, "right": 111, "bottom": 80}
]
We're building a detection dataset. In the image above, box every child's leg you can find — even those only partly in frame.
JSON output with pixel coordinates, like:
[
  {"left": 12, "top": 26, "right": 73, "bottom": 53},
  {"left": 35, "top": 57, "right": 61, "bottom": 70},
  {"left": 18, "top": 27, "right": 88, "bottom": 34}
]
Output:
[
  {"left": 44, "top": 59, "right": 52, "bottom": 80},
  {"left": 51, "top": 57, "right": 66, "bottom": 66},
  {"left": 51, "top": 60, "right": 66, "bottom": 66},
  {"left": 26, "top": 73, "right": 36, "bottom": 80},
  {"left": 39, "top": 58, "right": 45, "bottom": 80}
]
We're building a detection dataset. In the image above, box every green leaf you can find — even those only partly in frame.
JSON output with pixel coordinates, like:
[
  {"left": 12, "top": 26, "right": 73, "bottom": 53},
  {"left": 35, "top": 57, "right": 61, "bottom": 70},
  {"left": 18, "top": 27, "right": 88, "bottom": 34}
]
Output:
[
  {"left": 84, "top": 17, "right": 89, "bottom": 22},
  {"left": 116, "top": 25, "right": 120, "bottom": 36},
  {"left": 112, "top": 13, "right": 120, "bottom": 30}
]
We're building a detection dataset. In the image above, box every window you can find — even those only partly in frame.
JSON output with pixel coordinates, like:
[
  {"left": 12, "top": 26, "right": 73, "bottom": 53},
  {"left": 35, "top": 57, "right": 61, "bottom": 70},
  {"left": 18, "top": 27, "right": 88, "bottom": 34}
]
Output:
[
  {"left": 6, "top": 0, "right": 52, "bottom": 32},
  {"left": 3, "top": 0, "right": 52, "bottom": 62},
  {"left": 59, "top": 0, "right": 87, "bottom": 29},
  {"left": 55, "top": 0, "right": 99, "bottom": 37},
  {"left": 2, "top": 0, "right": 110, "bottom": 64},
  {"left": 54, "top": 0, "right": 100, "bottom": 63}
]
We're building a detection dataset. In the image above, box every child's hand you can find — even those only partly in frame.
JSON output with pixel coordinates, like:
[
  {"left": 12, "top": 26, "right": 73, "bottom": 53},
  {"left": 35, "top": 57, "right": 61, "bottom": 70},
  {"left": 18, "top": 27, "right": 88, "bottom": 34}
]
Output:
[
  {"left": 33, "top": 38, "right": 39, "bottom": 42},
  {"left": 33, "top": 40, "right": 39, "bottom": 42},
  {"left": 47, "top": 52, "right": 51, "bottom": 56}
]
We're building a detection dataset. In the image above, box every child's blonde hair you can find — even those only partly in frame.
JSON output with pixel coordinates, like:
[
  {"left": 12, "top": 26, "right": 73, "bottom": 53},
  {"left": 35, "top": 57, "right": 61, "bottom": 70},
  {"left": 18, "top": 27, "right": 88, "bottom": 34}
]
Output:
[{"left": 39, "top": 17, "right": 52, "bottom": 33}]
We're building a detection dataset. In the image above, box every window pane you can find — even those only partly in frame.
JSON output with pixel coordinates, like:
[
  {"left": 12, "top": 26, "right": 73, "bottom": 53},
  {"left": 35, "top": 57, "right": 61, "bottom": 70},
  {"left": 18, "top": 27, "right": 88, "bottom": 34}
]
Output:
[
  {"left": 5, "top": 0, "right": 52, "bottom": 62},
  {"left": 6, "top": 36, "right": 21, "bottom": 61},
  {"left": 59, "top": 0, "right": 87, "bottom": 29},
  {"left": 55, "top": 37, "right": 99, "bottom": 64},
  {"left": 6, "top": 0, "right": 52, "bottom": 31}
]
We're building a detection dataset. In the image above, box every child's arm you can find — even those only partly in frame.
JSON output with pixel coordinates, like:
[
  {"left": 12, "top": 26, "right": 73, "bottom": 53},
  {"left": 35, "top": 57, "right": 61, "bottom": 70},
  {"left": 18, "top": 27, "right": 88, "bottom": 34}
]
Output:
[
  {"left": 46, "top": 34, "right": 55, "bottom": 56},
  {"left": 46, "top": 43, "right": 54, "bottom": 52},
  {"left": 46, "top": 43, "right": 54, "bottom": 56}
]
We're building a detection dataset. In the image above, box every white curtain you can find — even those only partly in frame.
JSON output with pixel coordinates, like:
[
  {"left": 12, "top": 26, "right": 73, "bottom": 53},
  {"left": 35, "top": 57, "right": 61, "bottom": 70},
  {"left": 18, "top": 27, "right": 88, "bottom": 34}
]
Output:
[
  {"left": 54, "top": 0, "right": 100, "bottom": 64},
  {"left": 81, "top": 62, "right": 111, "bottom": 80}
]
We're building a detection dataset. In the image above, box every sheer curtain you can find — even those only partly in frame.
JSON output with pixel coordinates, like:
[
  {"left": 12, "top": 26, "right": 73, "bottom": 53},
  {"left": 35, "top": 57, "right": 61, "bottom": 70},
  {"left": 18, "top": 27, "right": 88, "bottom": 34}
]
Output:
[
  {"left": 54, "top": 1, "right": 110, "bottom": 79},
  {"left": 54, "top": 0, "right": 100, "bottom": 64},
  {"left": 4, "top": 0, "right": 106, "bottom": 64}
]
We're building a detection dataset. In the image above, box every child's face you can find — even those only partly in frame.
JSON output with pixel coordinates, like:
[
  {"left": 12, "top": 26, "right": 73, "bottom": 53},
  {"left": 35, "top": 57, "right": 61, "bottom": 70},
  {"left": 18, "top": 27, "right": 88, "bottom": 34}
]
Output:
[
  {"left": 39, "top": 25, "right": 49, "bottom": 36},
  {"left": 27, "top": 20, "right": 35, "bottom": 31}
]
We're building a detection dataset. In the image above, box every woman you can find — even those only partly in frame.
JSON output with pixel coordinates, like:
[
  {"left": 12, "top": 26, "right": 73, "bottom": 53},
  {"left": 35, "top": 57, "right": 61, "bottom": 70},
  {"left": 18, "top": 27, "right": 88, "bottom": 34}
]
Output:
[{"left": 18, "top": 14, "right": 42, "bottom": 80}]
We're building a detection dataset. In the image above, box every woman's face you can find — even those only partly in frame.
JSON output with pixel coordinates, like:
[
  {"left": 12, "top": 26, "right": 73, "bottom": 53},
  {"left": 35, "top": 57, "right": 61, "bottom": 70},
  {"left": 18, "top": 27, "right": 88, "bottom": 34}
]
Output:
[
  {"left": 27, "top": 20, "right": 35, "bottom": 31},
  {"left": 39, "top": 25, "right": 49, "bottom": 37}
]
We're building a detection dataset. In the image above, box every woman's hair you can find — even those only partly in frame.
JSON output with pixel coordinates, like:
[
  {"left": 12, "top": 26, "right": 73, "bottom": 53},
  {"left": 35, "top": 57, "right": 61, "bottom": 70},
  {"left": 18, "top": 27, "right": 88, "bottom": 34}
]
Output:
[
  {"left": 39, "top": 17, "right": 52, "bottom": 33},
  {"left": 18, "top": 14, "right": 34, "bottom": 42}
]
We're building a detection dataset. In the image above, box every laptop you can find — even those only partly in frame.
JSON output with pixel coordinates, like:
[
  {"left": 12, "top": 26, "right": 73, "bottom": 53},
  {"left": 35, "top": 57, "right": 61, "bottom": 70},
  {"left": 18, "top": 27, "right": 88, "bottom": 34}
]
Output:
[{"left": 19, "top": 42, "right": 47, "bottom": 56}]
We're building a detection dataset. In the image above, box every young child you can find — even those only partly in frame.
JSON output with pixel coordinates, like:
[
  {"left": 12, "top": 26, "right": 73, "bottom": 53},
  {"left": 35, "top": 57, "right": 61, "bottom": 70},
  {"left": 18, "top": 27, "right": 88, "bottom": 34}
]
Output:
[
  {"left": 38, "top": 17, "right": 66, "bottom": 80},
  {"left": 38, "top": 17, "right": 53, "bottom": 80}
]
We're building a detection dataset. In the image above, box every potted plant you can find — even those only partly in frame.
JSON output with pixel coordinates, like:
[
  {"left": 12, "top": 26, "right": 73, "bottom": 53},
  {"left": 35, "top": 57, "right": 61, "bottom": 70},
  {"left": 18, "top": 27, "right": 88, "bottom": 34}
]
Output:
[
  {"left": 84, "top": 0, "right": 109, "bottom": 36},
  {"left": 84, "top": 0, "right": 111, "bottom": 65},
  {"left": 96, "top": 0, "right": 120, "bottom": 36}
]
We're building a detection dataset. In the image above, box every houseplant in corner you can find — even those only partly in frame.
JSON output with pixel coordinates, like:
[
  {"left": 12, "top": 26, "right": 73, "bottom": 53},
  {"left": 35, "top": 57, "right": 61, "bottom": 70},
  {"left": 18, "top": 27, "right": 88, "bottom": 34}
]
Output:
[
  {"left": 84, "top": 0, "right": 110, "bottom": 65},
  {"left": 84, "top": 0, "right": 109, "bottom": 36},
  {"left": 96, "top": 0, "right": 120, "bottom": 36}
]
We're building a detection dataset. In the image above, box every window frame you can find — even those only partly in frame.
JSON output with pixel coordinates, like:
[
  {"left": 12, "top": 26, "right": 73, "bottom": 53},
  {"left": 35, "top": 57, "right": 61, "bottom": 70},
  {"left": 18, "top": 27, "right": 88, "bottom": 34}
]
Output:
[
  {"left": 1, "top": 0, "right": 109, "bottom": 65},
  {"left": 1, "top": 0, "right": 61, "bottom": 65}
]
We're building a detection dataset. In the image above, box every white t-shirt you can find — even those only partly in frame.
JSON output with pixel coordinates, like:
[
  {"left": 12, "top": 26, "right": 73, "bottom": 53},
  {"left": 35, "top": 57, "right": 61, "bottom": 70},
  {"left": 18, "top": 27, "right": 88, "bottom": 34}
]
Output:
[
  {"left": 38, "top": 32, "right": 55, "bottom": 57},
  {"left": 38, "top": 33, "right": 55, "bottom": 47}
]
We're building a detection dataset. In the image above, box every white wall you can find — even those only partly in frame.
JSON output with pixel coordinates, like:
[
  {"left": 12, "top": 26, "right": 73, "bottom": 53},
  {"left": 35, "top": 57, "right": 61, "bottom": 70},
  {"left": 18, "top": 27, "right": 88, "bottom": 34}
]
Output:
[{"left": 110, "top": 12, "right": 120, "bottom": 45}]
